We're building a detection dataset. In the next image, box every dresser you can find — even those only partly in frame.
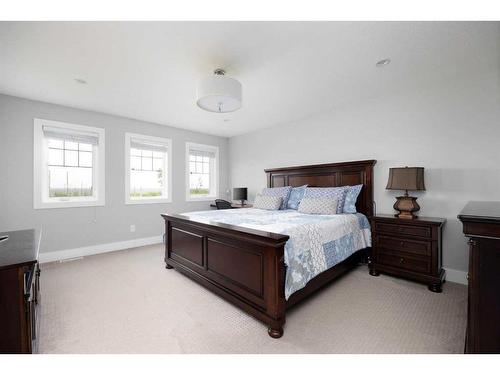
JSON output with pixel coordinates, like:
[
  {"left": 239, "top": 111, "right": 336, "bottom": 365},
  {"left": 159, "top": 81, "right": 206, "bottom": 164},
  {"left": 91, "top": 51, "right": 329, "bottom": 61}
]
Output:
[
  {"left": 0, "top": 229, "right": 41, "bottom": 354},
  {"left": 458, "top": 202, "right": 500, "bottom": 354},
  {"left": 369, "top": 215, "right": 446, "bottom": 292}
]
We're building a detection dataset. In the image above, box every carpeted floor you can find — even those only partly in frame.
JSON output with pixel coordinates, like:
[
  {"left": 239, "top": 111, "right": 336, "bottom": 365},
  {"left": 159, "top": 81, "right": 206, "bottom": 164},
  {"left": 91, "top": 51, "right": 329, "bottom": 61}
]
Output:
[{"left": 39, "top": 244, "right": 467, "bottom": 354}]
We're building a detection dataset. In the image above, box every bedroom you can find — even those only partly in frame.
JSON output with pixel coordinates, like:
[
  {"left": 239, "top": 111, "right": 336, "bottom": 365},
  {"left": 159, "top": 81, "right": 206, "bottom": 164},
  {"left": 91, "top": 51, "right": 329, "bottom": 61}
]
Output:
[{"left": 1, "top": 0, "right": 499, "bottom": 372}]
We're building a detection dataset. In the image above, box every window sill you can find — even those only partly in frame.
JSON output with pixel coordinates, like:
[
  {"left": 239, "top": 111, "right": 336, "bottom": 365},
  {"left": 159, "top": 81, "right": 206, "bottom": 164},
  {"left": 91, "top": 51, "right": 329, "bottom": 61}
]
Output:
[
  {"left": 126, "top": 198, "right": 172, "bottom": 205},
  {"left": 186, "top": 196, "right": 217, "bottom": 202},
  {"left": 34, "top": 199, "right": 105, "bottom": 209}
]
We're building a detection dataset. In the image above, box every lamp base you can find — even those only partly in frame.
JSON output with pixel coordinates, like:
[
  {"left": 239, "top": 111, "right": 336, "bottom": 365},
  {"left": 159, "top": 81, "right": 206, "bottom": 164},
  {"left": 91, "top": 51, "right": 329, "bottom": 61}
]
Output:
[{"left": 393, "top": 195, "right": 420, "bottom": 219}]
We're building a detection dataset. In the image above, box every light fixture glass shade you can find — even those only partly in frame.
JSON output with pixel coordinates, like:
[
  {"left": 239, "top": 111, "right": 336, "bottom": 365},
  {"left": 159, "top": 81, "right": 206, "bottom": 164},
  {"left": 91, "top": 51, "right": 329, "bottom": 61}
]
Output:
[{"left": 197, "top": 73, "right": 242, "bottom": 113}]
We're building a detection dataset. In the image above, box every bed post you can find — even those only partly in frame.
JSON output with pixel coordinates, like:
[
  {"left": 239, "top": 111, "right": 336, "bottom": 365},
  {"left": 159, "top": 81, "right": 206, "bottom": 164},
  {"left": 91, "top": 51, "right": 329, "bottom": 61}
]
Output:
[
  {"left": 164, "top": 220, "right": 174, "bottom": 269},
  {"left": 266, "top": 244, "right": 287, "bottom": 338}
]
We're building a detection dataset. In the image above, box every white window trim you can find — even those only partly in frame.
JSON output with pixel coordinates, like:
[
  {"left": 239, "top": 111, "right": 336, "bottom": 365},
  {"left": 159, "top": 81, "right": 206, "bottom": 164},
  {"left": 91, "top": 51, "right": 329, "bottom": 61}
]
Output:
[
  {"left": 185, "top": 142, "right": 219, "bottom": 202},
  {"left": 33, "top": 118, "right": 105, "bottom": 209},
  {"left": 125, "top": 132, "right": 172, "bottom": 205}
]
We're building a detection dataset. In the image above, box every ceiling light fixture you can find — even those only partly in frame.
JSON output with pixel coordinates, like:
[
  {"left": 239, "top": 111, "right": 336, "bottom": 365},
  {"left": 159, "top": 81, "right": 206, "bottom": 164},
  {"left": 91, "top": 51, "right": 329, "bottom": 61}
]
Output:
[
  {"left": 74, "top": 78, "right": 87, "bottom": 84},
  {"left": 375, "top": 58, "right": 391, "bottom": 67},
  {"left": 197, "top": 69, "right": 242, "bottom": 113}
]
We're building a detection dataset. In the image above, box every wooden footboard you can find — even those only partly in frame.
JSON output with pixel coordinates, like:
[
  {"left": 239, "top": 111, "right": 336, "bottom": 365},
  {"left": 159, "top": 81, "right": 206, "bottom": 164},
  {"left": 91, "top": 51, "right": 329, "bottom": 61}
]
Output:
[{"left": 161, "top": 213, "right": 290, "bottom": 338}]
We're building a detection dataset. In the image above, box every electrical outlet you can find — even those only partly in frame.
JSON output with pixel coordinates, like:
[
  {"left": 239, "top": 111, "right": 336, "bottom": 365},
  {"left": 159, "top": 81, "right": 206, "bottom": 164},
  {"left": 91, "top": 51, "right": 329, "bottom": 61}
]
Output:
[{"left": 130, "top": 224, "right": 136, "bottom": 233}]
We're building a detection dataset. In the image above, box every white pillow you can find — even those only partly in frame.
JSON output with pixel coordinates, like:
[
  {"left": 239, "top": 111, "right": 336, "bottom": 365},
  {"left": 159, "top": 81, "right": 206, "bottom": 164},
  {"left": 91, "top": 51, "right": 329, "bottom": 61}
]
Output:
[
  {"left": 254, "top": 194, "right": 283, "bottom": 210},
  {"left": 298, "top": 197, "right": 338, "bottom": 215}
]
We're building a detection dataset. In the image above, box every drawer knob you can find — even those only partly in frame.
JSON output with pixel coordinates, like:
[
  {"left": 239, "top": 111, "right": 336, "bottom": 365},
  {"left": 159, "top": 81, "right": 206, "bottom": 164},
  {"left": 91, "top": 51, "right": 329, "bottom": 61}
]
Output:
[
  {"left": 466, "top": 273, "right": 470, "bottom": 281},
  {"left": 398, "top": 227, "right": 403, "bottom": 231},
  {"left": 400, "top": 258, "right": 405, "bottom": 264},
  {"left": 400, "top": 241, "right": 404, "bottom": 246}
]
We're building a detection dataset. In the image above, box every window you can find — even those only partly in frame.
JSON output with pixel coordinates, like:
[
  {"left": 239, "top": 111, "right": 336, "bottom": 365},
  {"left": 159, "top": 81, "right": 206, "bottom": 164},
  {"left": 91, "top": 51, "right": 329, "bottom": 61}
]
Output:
[
  {"left": 34, "top": 119, "right": 105, "bottom": 209},
  {"left": 125, "top": 133, "right": 172, "bottom": 204},
  {"left": 186, "top": 142, "right": 219, "bottom": 201}
]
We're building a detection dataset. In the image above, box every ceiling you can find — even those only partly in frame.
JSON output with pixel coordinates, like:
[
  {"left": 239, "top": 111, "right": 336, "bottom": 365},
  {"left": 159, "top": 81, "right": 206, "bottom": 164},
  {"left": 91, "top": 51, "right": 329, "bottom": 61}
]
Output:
[{"left": 0, "top": 22, "right": 498, "bottom": 137}]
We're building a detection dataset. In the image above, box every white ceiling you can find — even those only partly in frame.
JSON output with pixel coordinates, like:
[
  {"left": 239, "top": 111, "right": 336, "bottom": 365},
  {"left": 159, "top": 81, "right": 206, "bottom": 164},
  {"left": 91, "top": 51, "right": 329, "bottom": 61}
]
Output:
[{"left": 0, "top": 22, "right": 498, "bottom": 137}]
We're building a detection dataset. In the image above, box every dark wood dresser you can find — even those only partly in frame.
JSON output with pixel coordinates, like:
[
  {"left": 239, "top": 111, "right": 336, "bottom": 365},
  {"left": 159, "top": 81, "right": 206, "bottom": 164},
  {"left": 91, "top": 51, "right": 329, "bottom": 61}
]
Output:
[
  {"left": 458, "top": 202, "right": 500, "bottom": 354},
  {"left": 369, "top": 214, "right": 446, "bottom": 292},
  {"left": 0, "top": 229, "right": 41, "bottom": 354}
]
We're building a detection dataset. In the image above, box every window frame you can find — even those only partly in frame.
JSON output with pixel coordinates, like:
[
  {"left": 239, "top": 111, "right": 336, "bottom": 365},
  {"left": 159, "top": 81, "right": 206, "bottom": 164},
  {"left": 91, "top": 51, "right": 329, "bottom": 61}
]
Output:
[
  {"left": 33, "top": 118, "right": 105, "bottom": 209},
  {"left": 125, "top": 132, "right": 172, "bottom": 205},
  {"left": 185, "top": 142, "right": 219, "bottom": 202}
]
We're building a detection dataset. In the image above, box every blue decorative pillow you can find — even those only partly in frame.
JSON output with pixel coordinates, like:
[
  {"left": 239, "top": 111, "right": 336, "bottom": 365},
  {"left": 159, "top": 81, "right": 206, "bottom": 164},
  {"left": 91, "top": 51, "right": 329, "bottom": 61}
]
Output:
[
  {"left": 261, "top": 186, "right": 292, "bottom": 210},
  {"left": 303, "top": 187, "right": 348, "bottom": 214},
  {"left": 287, "top": 185, "right": 308, "bottom": 209},
  {"left": 343, "top": 184, "right": 363, "bottom": 214}
]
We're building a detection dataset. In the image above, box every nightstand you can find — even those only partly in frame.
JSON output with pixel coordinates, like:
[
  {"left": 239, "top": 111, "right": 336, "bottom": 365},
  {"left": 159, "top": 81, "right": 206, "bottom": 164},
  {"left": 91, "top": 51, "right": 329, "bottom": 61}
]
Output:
[{"left": 369, "top": 214, "right": 446, "bottom": 292}]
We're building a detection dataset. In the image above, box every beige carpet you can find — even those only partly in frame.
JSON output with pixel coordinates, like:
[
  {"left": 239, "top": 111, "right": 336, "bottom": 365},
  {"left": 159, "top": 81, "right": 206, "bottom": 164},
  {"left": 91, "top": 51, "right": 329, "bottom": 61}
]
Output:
[{"left": 39, "top": 244, "right": 467, "bottom": 354}]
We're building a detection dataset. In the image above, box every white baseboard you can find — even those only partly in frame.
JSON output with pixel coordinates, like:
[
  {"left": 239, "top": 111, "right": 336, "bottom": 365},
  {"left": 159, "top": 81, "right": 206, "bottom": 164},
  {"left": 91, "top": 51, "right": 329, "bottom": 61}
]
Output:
[
  {"left": 444, "top": 267, "right": 468, "bottom": 285},
  {"left": 39, "top": 235, "right": 163, "bottom": 264}
]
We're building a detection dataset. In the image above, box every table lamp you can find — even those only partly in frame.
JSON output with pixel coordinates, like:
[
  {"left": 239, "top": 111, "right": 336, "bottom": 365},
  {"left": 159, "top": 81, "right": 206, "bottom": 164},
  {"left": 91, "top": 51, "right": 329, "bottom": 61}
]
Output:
[{"left": 386, "top": 167, "right": 425, "bottom": 219}]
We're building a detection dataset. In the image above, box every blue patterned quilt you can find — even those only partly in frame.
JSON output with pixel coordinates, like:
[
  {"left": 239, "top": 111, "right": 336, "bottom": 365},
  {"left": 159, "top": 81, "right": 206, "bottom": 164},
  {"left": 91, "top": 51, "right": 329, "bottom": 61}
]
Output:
[{"left": 181, "top": 208, "right": 371, "bottom": 300}]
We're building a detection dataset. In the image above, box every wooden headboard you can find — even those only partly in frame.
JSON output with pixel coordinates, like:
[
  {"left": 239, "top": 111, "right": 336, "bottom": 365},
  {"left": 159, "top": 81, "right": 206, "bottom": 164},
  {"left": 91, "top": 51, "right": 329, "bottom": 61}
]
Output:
[{"left": 265, "top": 159, "right": 376, "bottom": 217}]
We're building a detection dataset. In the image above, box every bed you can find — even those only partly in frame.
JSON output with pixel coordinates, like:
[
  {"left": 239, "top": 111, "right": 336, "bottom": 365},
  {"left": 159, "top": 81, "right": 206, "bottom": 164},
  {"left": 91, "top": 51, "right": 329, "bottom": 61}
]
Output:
[{"left": 161, "top": 159, "right": 376, "bottom": 338}]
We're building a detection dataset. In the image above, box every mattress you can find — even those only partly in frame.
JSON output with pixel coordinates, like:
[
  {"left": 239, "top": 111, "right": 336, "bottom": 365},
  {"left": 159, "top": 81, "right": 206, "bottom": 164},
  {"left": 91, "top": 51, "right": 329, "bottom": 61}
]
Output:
[{"left": 182, "top": 208, "right": 371, "bottom": 299}]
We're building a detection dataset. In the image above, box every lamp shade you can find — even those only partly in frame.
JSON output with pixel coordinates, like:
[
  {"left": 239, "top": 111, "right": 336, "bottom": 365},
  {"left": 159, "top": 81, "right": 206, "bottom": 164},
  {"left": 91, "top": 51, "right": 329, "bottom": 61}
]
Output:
[
  {"left": 386, "top": 167, "right": 426, "bottom": 191},
  {"left": 197, "top": 71, "right": 242, "bottom": 113},
  {"left": 233, "top": 187, "right": 248, "bottom": 201}
]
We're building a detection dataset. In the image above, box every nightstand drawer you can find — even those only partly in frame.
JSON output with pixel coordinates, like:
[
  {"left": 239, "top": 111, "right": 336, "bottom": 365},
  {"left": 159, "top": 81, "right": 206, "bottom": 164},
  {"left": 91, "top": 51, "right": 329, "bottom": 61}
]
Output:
[
  {"left": 375, "top": 222, "right": 431, "bottom": 238},
  {"left": 377, "top": 236, "right": 431, "bottom": 257},
  {"left": 378, "top": 251, "right": 431, "bottom": 274}
]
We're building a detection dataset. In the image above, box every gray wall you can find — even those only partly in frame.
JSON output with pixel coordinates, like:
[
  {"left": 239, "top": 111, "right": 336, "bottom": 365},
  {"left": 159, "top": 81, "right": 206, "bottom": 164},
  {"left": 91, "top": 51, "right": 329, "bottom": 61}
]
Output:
[
  {"left": 0, "top": 94, "right": 229, "bottom": 254},
  {"left": 228, "top": 69, "right": 500, "bottom": 272}
]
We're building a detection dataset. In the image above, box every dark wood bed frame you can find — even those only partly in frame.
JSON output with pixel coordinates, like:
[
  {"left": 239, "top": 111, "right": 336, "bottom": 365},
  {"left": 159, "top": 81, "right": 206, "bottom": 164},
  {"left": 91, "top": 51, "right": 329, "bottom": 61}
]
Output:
[{"left": 161, "top": 159, "right": 376, "bottom": 338}]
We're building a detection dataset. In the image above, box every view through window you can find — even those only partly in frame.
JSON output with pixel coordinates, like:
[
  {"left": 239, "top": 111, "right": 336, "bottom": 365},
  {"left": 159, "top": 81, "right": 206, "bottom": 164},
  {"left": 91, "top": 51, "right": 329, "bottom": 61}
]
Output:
[
  {"left": 187, "top": 143, "right": 218, "bottom": 200},
  {"left": 34, "top": 119, "right": 105, "bottom": 209},
  {"left": 189, "top": 152, "right": 211, "bottom": 197},
  {"left": 130, "top": 147, "right": 166, "bottom": 198},
  {"left": 47, "top": 138, "right": 93, "bottom": 198},
  {"left": 126, "top": 133, "right": 171, "bottom": 203}
]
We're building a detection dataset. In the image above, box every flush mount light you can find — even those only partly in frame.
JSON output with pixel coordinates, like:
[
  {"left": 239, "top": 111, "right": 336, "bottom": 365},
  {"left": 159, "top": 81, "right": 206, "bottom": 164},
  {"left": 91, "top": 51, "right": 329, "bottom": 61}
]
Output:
[
  {"left": 74, "top": 78, "right": 87, "bottom": 84},
  {"left": 376, "top": 58, "right": 391, "bottom": 67},
  {"left": 197, "top": 69, "right": 242, "bottom": 113}
]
